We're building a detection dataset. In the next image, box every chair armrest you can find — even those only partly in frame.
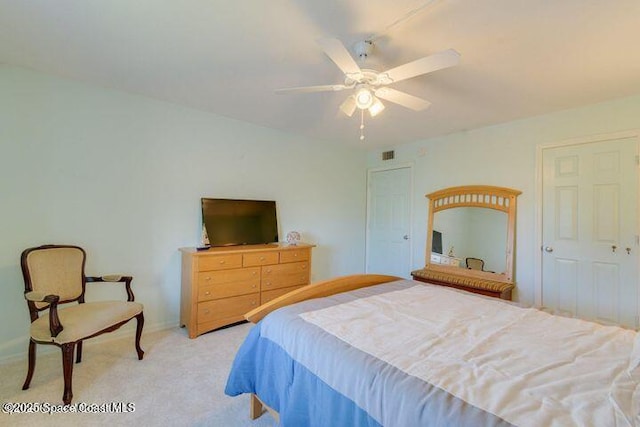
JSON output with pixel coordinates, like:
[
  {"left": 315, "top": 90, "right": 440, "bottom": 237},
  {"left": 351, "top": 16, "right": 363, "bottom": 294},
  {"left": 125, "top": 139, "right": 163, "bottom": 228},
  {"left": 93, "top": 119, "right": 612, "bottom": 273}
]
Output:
[
  {"left": 24, "top": 292, "right": 63, "bottom": 337},
  {"left": 25, "top": 291, "right": 47, "bottom": 302},
  {"left": 86, "top": 275, "right": 135, "bottom": 301}
]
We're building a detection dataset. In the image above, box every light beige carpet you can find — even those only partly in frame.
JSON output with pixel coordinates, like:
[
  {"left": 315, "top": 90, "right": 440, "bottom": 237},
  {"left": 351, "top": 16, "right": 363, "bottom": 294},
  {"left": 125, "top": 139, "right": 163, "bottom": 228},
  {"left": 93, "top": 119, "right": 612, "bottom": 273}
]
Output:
[{"left": 0, "top": 323, "right": 277, "bottom": 427}]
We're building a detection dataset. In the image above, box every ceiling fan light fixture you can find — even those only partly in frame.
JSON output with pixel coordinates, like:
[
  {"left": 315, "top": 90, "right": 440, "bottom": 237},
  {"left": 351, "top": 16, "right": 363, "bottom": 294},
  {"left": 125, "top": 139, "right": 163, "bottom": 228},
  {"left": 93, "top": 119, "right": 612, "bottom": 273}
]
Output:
[
  {"left": 355, "top": 86, "right": 374, "bottom": 109},
  {"left": 339, "top": 95, "right": 357, "bottom": 117},
  {"left": 368, "top": 97, "right": 385, "bottom": 117}
]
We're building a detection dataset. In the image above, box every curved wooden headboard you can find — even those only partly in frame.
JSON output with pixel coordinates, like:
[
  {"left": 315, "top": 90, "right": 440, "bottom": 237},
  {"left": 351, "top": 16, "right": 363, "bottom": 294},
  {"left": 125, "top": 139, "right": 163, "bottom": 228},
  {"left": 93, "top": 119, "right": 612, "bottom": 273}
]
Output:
[{"left": 244, "top": 274, "right": 402, "bottom": 323}]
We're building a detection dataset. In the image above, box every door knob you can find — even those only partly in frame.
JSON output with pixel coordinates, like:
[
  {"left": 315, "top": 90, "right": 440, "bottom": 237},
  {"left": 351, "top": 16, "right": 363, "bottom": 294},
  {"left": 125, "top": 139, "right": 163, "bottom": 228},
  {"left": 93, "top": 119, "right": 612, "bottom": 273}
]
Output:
[
  {"left": 543, "top": 246, "right": 553, "bottom": 253},
  {"left": 403, "top": 235, "right": 409, "bottom": 240}
]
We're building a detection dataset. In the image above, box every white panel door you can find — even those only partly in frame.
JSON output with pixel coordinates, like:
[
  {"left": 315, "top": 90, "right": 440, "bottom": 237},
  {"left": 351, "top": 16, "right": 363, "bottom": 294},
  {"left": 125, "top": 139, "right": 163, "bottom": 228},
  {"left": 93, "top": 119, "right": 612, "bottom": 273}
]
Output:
[
  {"left": 366, "top": 167, "right": 412, "bottom": 278},
  {"left": 541, "top": 137, "right": 638, "bottom": 328}
]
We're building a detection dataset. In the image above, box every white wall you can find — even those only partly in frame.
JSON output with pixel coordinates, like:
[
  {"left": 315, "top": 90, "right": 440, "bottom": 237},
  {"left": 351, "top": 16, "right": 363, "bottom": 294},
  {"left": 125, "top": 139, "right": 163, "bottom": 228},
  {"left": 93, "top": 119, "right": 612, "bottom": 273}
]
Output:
[
  {"left": 466, "top": 208, "right": 508, "bottom": 274},
  {"left": 367, "top": 94, "right": 640, "bottom": 305},
  {"left": 0, "top": 66, "right": 367, "bottom": 361}
]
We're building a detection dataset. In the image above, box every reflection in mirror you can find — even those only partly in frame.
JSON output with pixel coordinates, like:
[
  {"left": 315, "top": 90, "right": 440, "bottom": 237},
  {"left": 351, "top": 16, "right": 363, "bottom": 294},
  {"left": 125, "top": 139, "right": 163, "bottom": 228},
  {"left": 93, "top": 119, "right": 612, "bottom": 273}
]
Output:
[{"left": 433, "top": 207, "right": 507, "bottom": 274}]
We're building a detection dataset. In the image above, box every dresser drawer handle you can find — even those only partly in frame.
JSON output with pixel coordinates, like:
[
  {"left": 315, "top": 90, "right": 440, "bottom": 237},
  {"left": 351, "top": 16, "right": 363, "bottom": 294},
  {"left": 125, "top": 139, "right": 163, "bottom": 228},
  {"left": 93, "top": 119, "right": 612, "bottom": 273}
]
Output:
[
  {"left": 266, "top": 269, "right": 272, "bottom": 274},
  {"left": 219, "top": 260, "right": 225, "bottom": 264},
  {"left": 265, "top": 282, "right": 271, "bottom": 286},
  {"left": 203, "top": 309, "right": 211, "bottom": 315},
  {"left": 252, "top": 271, "right": 257, "bottom": 275},
  {"left": 252, "top": 284, "right": 256, "bottom": 288},
  {"left": 205, "top": 276, "right": 212, "bottom": 281},
  {"left": 204, "top": 291, "right": 211, "bottom": 296},
  {"left": 301, "top": 265, "right": 307, "bottom": 270},
  {"left": 259, "top": 256, "right": 265, "bottom": 261},
  {"left": 251, "top": 301, "right": 257, "bottom": 306},
  {"left": 294, "top": 253, "right": 298, "bottom": 257}
]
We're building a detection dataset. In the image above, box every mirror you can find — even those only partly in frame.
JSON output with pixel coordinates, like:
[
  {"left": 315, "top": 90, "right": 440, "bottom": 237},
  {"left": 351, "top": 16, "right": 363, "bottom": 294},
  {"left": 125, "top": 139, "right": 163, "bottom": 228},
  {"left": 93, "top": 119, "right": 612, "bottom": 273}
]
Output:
[
  {"left": 433, "top": 207, "right": 507, "bottom": 274},
  {"left": 424, "top": 185, "right": 521, "bottom": 285}
]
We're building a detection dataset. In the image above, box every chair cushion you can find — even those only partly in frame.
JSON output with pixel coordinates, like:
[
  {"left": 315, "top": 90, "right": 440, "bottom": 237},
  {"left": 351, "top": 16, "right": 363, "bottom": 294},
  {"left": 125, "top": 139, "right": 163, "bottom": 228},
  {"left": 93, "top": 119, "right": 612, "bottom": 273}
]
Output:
[{"left": 30, "top": 301, "right": 143, "bottom": 344}]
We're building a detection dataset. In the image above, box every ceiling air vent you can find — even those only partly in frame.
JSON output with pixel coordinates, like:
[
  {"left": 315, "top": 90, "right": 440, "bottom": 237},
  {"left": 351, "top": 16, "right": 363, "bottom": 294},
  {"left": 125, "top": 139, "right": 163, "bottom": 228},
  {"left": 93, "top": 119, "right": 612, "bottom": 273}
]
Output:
[{"left": 382, "top": 150, "right": 395, "bottom": 161}]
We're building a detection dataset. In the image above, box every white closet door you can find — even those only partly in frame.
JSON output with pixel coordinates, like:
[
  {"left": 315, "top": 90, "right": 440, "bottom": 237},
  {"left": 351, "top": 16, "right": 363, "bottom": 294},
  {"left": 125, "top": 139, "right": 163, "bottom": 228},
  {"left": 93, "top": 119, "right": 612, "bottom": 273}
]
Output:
[{"left": 541, "top": 137, "right": 638, "bottom": 328}]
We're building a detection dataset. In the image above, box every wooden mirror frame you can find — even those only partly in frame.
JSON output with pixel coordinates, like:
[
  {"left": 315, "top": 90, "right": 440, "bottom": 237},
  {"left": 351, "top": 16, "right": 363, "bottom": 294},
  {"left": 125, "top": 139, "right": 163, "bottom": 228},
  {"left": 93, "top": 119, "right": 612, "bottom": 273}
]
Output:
[{"left": 424, "top": 185, "right": 522, "bottom": 284}]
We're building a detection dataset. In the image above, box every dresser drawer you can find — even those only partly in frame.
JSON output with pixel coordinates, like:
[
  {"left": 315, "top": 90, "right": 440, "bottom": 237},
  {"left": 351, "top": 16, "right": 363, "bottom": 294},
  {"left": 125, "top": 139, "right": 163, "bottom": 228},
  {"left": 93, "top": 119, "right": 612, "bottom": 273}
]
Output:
[
  {"left": 197, "top": 268, "right": 260, "bottom": 301},
  {"left": 197, "top": 267, "right": 259, "bottom": 288},
  {"left": 262, "top": 261, "right": 309, "bottom": 290},
  {"left": 197, "top": 293, "right": 259, "bottom": 324},
  {"left": 279, "top": 248, "right": 310, "bottom": 263},
  {"left": 243, "top": 251, "right": 279, "bottom": 267},
  {"left": 198, "top": 254, "right": 243, "bottom": 271}
]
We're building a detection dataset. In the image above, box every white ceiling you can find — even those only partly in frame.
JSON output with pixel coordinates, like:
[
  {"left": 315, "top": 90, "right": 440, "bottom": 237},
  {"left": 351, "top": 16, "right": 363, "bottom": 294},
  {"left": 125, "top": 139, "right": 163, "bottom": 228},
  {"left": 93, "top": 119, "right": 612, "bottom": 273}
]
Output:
[{"left": 2, "top": 0, "right": 640, "bottom": 148}]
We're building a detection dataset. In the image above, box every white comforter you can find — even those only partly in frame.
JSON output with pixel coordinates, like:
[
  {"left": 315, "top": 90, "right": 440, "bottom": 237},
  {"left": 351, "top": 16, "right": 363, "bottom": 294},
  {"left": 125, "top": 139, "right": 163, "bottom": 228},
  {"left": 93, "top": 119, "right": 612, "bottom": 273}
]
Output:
[{"left": 300, "top": 284, "right": 640, "bottom": 427}]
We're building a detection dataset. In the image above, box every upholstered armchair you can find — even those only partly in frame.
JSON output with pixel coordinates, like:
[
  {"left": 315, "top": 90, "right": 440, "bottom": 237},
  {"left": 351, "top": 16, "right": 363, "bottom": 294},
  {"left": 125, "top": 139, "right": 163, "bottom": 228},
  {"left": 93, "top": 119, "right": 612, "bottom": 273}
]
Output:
[{"left": 20, "top": 245, "right": 144, "bottom": 404}]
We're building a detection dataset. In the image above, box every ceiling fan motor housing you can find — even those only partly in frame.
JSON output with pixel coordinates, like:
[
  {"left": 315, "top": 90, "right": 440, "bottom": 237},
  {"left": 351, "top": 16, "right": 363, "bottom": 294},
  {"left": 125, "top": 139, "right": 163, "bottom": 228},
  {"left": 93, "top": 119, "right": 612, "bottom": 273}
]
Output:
[
  {"left": 345, "top": 69, "right": 389, "bottom": 87},
  {"left": 353, "top": 40, "right": 373, "bottom": 60}
]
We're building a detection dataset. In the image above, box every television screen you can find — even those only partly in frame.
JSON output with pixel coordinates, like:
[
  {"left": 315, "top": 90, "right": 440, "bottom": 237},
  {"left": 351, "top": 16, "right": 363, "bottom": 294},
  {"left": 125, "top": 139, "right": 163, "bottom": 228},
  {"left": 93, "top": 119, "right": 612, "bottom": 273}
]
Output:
[
  {"left": 201, "top": 198, "right": 278, "bottom": 247},
  {"left": 432, "top": 230, "right": 443, "bottom": 254}
]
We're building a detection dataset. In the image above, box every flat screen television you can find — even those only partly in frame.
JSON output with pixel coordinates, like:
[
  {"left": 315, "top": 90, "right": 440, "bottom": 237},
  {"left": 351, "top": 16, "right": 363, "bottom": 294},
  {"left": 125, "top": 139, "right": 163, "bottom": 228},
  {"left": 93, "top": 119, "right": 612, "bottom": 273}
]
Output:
[
  {"left": 201, "top": 198, "right": 278, "bottom": 247},
  {"left": 432, "top": 230, "right": 443, "bottom": 254}
]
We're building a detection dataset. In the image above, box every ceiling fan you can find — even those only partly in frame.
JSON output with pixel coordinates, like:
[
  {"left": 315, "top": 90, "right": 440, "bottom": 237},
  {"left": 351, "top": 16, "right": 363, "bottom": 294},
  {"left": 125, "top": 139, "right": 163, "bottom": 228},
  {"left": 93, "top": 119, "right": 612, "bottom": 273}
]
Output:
[{"left": 276, "top": 38, "right": 460, "bottom": 119}]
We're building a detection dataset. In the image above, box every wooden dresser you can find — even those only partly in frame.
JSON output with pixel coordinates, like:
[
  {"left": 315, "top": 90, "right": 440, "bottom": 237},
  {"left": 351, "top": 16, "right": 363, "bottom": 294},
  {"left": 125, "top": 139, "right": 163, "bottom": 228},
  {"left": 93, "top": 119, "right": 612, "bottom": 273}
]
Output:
[{"left": 179, "top": 243, "right": 314, "bottom": 338}]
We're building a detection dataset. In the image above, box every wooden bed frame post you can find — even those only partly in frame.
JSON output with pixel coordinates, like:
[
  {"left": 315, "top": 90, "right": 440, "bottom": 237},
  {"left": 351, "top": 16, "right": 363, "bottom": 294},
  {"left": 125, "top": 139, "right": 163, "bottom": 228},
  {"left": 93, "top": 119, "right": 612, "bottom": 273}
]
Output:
[
  {"left": 250, "top": 393, "right": 280, "bottom": 423},
  {"left": 250, "top": 393, "right": 263, "bottom": 420}
]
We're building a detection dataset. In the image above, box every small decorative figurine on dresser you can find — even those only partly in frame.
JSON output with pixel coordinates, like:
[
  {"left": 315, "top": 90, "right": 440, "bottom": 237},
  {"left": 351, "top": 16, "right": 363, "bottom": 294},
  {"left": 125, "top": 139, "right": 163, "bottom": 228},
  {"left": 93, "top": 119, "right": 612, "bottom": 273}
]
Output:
[{"left": 286, "top": 231, "right": 301, "bottom": 245}]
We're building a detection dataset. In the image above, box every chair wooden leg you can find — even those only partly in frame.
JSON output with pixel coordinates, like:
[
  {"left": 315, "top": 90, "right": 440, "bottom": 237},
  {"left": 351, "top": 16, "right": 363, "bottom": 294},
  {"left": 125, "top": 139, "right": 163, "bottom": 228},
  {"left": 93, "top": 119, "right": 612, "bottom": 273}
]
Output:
[
  {"left": 22, "top": 340, "right": 36, "bottom": 390},
  {"left": 134, "top": 312, "right": 144, "bottom": 360},
  {"left": 76, "top": 340, "right": 83, "bottom": 364},
  {"left": 61, "top": 343, "right": 75, "bottom": 405}
]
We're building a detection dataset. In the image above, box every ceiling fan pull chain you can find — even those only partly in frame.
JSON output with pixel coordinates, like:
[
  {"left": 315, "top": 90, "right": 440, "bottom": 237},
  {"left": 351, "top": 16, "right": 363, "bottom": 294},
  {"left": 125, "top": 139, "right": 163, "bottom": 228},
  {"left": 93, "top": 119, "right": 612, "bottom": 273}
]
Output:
[{"left": 360, "top": 109, "right": 365, "bottom": 141}]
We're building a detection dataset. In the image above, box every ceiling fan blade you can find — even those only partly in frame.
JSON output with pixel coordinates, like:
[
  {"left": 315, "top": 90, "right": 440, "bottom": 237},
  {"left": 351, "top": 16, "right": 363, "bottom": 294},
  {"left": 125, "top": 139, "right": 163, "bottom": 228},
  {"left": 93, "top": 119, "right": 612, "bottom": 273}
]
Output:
[
  {"left": 275, "top": 84, "right": 349, "bottom": 94},
  {"left": 317, "top": 38, "right": 363, "bottom": 79},
  {"left": 381, "top": 49, "right": 460, "bottom": 83},
  {"left": 375, "top": 87, "right": 431, "bottom": 111}
]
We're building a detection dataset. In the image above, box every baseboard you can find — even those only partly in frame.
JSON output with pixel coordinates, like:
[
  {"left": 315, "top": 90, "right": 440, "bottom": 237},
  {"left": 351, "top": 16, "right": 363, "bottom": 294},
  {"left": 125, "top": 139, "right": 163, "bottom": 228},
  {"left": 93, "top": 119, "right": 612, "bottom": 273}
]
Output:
[
  {"left": 0, "top": 319, "right": 179, "bottom": 365},
  {"left": 0, "top": 336, "right": 32, "bottom": 365}
]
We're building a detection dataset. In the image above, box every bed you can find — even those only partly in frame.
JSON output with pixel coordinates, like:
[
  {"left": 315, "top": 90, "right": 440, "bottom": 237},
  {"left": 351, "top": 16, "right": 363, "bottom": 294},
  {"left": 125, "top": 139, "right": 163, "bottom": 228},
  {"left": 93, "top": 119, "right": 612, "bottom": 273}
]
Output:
[{"left": 225, "top": 275, "right": 640, "bottom": 426}]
